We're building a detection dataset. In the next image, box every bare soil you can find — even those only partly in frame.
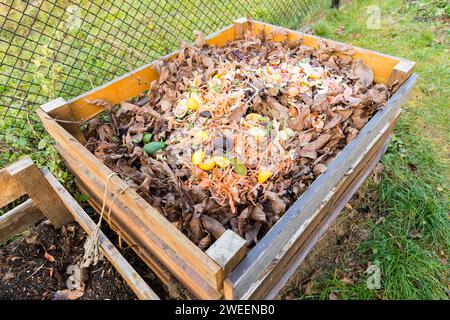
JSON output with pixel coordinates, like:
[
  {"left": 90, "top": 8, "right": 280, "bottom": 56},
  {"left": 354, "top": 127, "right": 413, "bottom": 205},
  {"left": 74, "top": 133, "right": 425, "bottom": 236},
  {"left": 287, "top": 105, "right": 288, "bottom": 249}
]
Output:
[{"left": 0, "top": 221, "right": 137, "bottom": 300}]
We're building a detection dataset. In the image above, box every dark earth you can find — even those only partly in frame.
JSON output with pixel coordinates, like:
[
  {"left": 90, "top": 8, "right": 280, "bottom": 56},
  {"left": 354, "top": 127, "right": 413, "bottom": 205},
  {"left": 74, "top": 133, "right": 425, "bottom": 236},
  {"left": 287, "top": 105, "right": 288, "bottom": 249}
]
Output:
[{"left": 0, "top": 221, "right": 138, "bottom": 300}]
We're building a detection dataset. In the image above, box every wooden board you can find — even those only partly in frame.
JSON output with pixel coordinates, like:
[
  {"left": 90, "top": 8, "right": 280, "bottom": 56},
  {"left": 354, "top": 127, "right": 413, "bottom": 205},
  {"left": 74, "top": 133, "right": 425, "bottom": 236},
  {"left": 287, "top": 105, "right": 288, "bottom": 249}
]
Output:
[
  {"left": 0, "top": 199, "right": 43, "bottom": 244},
  {"left": 0, "top": 167, "right": 25, "bottom": 208},
  {"left": 206, "top": 230, "right": 247, "bottom": 276}
]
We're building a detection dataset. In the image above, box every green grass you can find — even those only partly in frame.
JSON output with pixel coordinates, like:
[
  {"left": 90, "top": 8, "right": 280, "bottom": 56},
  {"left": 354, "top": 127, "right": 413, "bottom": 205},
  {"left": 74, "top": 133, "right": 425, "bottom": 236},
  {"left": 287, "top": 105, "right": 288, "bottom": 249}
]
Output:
[{"left": 303, "top": 0, "right": 450, "bottom": 300}]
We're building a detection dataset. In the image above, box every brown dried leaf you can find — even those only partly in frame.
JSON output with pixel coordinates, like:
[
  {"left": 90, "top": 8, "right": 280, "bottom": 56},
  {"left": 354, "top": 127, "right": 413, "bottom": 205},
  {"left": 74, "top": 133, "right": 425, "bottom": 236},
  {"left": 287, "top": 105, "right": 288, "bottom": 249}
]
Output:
[
  {"left": 263, "top": 191, "right": 286, "bottom": 216},
  {"left": 201, "top": 215, "right": 226, "bottom": 240},
  {"left": 158, "top": 67, "right": 170, "bottom": 84},
  {"left": 304, "top": 134, "right": 332, "bottom": 151},
  {"left": 351, "top": 59, "right": 373, "bottom": 88},
  {"left": 313, "top": 163, "right": 327, "bottom": 175},
  {"left": 372, "top": 163, "right": 384, "bottom": 184},
  {"left": 198, "top": 233, "right": 211, "bottom": 250},
  {"left": 53, "top": 286, "right": 85, "bottom": 300},
  {"left": 251, "top": 205, "right": 267, "bottom": 223},
  {"left": 86, "top": 98, "right": 113, "bottom": 110},
  {"left": 194, "top": 31, "right": 205, "bottom": 48},
  {"left": 296, "top": 149, "right": 317, "bottom": 160},
  {"left": 189, "top": 216, "right": 203, "bottom": 241}
]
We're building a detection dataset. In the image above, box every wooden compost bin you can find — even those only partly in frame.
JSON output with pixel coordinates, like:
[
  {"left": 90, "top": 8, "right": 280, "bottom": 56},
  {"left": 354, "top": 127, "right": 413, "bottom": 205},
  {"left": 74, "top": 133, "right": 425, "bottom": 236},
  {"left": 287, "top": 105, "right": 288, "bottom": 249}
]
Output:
[{"left": 37, "top": 18, "right": 416, "bottom": 300}]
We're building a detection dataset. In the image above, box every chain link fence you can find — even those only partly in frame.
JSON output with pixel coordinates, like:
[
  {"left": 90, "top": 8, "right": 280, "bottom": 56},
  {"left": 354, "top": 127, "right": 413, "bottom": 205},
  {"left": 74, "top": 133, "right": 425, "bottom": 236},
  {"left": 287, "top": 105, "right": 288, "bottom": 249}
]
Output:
[{"left": 0, "top": 0, "right": 333, "bottom": 148}]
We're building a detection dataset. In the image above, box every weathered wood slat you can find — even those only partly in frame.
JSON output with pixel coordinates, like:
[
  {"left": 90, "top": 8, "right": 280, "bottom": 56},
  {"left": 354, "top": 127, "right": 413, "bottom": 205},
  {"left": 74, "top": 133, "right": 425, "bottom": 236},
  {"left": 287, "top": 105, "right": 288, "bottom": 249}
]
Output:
[
  {"left": 41, "top": 168, "right": 160, "bottom": 300},
  {"left": 266, "top": 141, "right": 390, "bottom": 299},
  {"left": 2, "top": 157, "right": 73, "bottom": 228},
  {"left": 227, "top": 74, "right": 417, "bottom": 299},
  {"left": 53, "top": 143, "right": 221, "bottom": 300},
  {"left": 0, "top": 199, "right": 44, "bottom": 244}
]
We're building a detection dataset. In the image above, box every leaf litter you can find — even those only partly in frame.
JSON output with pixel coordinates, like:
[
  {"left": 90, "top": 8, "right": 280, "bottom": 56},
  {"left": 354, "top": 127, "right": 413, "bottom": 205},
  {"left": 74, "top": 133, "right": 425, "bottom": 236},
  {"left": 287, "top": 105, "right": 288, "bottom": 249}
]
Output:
[{"left": 85, "top": 31, "right": 390, "bottom": 250}]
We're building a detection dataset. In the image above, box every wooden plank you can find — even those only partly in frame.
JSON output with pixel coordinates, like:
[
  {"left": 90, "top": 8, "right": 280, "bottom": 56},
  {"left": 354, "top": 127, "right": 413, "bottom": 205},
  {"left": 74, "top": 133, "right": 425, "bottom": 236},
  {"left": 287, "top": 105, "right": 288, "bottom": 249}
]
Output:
[
  {"left": 0, "top": 199, "right": 44, "bottom": 244},
  {"left": 227, "top": 74, "right": 417, "bottom": 300},
  {"left": 41, "top": 168, "right": 159, "bottom": 300},
  {"left": 263, "top": 141, "right": 390, "bottom": 300},
  {"left": 53, "top": 143, "right": 221, "bottom": 300},
  {"left": 5, "top": 157, "right": 73, "bottom": 228},
  {"left": 41, "top": 98, "right": 86, "bottom": 143},
  {"left": 206, "top": 230, "right": 247, "bottom": 277},
  {"left": 37, "top": 108, "right": 223, "bottom": 294},
  {"left": 252, "top": 128, "right": 394, "bottom": 299}
]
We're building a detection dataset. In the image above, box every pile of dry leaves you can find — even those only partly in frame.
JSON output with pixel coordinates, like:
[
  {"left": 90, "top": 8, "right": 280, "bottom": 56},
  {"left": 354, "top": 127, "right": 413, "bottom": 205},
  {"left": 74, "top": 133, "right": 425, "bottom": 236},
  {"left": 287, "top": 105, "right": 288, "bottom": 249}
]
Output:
[{"left": 84, "top": 31, "right": 390, "bottom": 250}]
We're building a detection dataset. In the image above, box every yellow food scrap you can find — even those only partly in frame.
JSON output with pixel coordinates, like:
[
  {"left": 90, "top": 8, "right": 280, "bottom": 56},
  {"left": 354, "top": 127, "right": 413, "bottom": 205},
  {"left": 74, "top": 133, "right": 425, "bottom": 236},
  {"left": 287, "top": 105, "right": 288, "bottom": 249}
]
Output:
[
  {"left": 214, "top": 156, "right": 230, "bottom": 168},
  {"left": 192, "top": 150, "right": 205, "bottom": 165},
  {"left": 257, "top": 170, "right": 273, "bottom": 183},
  {"left": 194, "top": 130, "right": 209, "bottom": 142},
  {"left": 245, "top": 113, "right": 261, "bottom": 122},
  {"left": 186, "top": 97, "right": 199, "bottom": 111},
  {"left": 198, "top": 158, "right": 216, "bottom": 171}
]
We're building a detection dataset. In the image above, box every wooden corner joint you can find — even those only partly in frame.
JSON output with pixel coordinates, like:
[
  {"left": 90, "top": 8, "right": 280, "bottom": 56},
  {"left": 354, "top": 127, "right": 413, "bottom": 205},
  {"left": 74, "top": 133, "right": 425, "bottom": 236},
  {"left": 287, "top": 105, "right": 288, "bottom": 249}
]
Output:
[
  {"left": 388, "top": 60, "right": 415, "bottom": 89},
  {"left": 40, "top": 97, "right": 67, "bottom": 114},
  {"left": 206, "top": 229, "right": 247, "bottom": 277}
]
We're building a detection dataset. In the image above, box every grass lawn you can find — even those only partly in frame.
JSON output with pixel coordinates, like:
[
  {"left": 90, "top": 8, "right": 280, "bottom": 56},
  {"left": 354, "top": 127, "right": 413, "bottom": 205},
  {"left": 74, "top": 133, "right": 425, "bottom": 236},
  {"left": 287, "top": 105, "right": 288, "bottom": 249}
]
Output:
[{"left": 294, "top": 0, "right": 449, "bottom": 300}]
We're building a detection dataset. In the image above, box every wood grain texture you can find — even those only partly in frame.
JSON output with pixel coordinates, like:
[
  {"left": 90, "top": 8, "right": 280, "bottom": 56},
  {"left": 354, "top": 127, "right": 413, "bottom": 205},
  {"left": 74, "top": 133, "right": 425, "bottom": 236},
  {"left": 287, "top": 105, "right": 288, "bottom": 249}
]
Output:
[
  {"left": 227, "top": 74, "right": 417, "bottom": 299},
  {"left": 41, "top": 98, "right": 86, "bottom": 143},
  {"left": 0, "top": 199, "right": 43, "bottom": 244},
  {"left": 388, "top": 60, "right": 416, "bottom": 91},
  {"left": 42, "top": 168, "right": 159, "bottom": 300},
  {"left": 206, "top": 230, "right": 247, "bottom": 276},
  {"left": 5, "top": 157, "right": 73, "bottom": 228},
  {"left": 238, "top": 19, "right": 416, "bottom": 87}
]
